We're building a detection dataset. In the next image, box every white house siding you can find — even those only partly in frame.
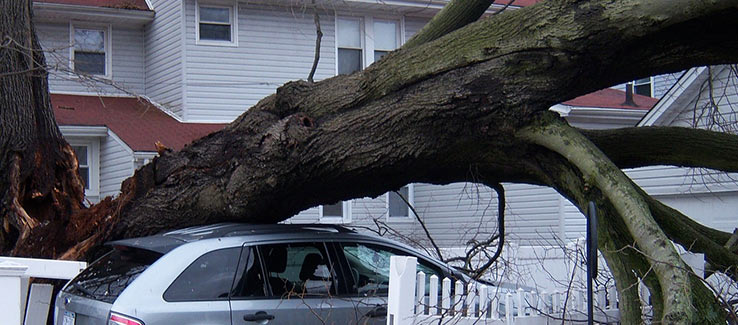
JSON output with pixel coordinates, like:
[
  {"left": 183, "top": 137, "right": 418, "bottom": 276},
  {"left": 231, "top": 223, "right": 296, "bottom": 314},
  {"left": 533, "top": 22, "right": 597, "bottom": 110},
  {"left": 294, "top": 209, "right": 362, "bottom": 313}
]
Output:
[
  {"left": 99, "top": 133, "right": 135, "bottom": 198},
  {"left": 183, "top": 1, "right": 336, "bottom": 122},
  {"left": 36, "top": 22, "right": 145, "bottom": 95},
  {"left": 653, "top": 72, "right": 683, "bottom": 99},
  {"left": 145, "top": 0, "right": 185, "bottom": 118}
]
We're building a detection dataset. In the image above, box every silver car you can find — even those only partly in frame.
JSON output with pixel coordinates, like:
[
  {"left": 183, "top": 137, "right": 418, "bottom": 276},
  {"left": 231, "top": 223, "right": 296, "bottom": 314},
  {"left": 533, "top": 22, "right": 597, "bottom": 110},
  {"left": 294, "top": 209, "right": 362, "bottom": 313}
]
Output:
[{"left": 54, "top": 223, "right": 467, "bottom": 325}]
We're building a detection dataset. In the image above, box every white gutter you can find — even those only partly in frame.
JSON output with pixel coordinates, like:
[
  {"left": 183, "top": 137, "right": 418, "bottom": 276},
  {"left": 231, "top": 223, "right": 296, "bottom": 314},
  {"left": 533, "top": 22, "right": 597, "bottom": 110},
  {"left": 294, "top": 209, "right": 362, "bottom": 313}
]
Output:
[{"left": 59, "top": 125, "right": 109, "bottom": 137}]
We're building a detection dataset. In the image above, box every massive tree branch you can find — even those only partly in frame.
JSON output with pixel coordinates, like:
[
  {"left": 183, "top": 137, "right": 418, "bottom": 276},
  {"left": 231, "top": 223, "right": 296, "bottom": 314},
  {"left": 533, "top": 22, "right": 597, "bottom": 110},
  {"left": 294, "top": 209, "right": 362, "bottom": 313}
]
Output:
[
  {"left": 583, "top": 127, "right": 738, "bottom": 171},
  {"left": 518, "top": 113, "right": 721, "bottom": 322}
]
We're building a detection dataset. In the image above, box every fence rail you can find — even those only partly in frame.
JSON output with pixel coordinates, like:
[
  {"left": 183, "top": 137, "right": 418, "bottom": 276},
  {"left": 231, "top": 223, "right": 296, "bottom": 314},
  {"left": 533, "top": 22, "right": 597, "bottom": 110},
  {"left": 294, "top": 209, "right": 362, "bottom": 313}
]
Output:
[
  {"left": 0, "top": 256, "right": 86, "bottom": 325},
  {"left": 387, "top": 256, "right": 621, "bottom": 325}
]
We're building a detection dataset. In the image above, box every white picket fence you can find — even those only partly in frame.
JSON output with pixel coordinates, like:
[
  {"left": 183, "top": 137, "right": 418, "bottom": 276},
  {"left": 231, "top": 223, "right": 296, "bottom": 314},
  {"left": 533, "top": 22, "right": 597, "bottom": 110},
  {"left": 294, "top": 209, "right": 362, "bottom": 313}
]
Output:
[
  {"left": 0, "top": 257, "right": 86, "bottom": 325},
  {"left": 387, "top": 256, "right": 621, "bottom": 325}
]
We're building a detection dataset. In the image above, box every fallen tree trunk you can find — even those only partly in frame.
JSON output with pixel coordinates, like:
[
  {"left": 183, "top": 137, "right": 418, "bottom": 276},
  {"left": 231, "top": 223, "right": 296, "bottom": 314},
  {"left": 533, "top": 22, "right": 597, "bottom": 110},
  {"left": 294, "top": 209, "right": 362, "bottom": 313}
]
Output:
[{"left": 4, "top": 0, "right": 738, "bottom": 322}]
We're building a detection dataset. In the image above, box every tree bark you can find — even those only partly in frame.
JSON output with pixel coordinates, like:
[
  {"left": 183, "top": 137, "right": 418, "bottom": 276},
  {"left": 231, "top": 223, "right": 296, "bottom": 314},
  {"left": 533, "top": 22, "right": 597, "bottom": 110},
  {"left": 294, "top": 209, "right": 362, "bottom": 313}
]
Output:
[{"left": 0, "top": 0, "right": 85, "bottom": 255}]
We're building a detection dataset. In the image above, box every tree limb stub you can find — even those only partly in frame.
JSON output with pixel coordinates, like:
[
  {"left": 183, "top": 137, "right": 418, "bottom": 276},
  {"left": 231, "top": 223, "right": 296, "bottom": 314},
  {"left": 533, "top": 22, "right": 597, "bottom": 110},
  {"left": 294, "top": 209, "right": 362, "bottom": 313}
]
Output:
[
  {"left": 402, "top": 0, "right": 494, "bottom": 50},
  {"left": 518, "top": 113, "right": 697, "bottom": 323}
]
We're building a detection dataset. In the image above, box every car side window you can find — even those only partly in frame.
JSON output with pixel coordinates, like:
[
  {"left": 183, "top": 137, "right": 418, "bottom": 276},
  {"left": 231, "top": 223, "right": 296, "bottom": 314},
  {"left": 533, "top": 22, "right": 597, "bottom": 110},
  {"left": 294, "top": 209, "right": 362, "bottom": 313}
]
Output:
[
  {"left": 231, "top": 246, "right": 267, "bottom": 298},
  {"left": 163, "top": 247, "right": 240, "bottom": 302},
  {"left": 258, "top": 243, "right": 337, "bottom": 298},
  {"left": 339, "top": 242, "right": 444, "bottom": 296}
]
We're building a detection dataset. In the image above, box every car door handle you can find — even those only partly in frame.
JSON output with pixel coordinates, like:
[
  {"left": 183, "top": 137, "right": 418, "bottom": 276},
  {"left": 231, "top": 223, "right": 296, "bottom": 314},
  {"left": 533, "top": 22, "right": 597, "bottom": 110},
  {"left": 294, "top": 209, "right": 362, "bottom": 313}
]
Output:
[
  {"left": 243, "top": 311, "right": 275, "bottom": 322},
  {"left": 365, "top": 305, "right": 387, "bottom": 318}
]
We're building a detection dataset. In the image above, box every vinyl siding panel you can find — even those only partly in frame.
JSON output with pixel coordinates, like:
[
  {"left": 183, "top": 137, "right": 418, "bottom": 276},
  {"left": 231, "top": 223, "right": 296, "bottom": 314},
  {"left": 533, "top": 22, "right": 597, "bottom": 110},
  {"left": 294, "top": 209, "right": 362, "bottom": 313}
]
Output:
[
  {"left": 404, "top": 17, "right": 428, "bottom": 40},
  {"left": 37, "top": 22, "right": 145, "bottom": 95},
  {"left": 183, "top": 1, "right": 336, "bottom": 122},
  {"left": 653, "top": 71, "right": 682, "bottom": 99},
  {"left": 629, "top": 66, "right": 738, "bottom": 195},
  {"left": 145, "top": 0, "right": 184, "bottom": 118},
  {"left": 99, "top": 134, "right": 134, "bottom": 198}
]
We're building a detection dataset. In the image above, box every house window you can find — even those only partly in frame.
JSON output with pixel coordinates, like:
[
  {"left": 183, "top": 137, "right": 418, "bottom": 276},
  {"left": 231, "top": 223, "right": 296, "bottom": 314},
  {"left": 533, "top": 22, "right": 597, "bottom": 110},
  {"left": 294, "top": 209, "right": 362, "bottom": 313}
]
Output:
[
  {"left": 337, "top": 18, "right": 363, "bottom": 75},
  {"left": 72, "top": 145, "right": 90, "bottom": 190},
  {"left": 67, "top": 139, "right": 100, "bottom": 198},
  {"left": 373, "top": 20, "right": 398, "bottom": 61},
  {"left": 72, "top": 26, "right": 109, "bottom": 76},
  {"left": 197, "top": 3, "right": 237, "bottom": 45},
  {"left": 387, "top": 184, "right": 414, "bottom": 221},
  {"left": 320, "top": 201, "right": 351, "bottom": 223},
  {"left": 337, "top": 16, "right": 400, "bottom": 75},
  {"left": 633, "top": 77, "right": 653, "bottom": 97}
]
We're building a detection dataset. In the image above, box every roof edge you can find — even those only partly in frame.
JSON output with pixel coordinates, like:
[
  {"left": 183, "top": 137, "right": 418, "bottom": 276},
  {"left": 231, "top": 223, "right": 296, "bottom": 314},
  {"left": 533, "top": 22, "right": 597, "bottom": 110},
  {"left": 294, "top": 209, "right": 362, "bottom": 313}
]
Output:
[
  {"left": 637, "top": 67, "right": 709, "bottom": 127},
  {"left": 34, "top": 2, "right": 154, "bottom": 24}
]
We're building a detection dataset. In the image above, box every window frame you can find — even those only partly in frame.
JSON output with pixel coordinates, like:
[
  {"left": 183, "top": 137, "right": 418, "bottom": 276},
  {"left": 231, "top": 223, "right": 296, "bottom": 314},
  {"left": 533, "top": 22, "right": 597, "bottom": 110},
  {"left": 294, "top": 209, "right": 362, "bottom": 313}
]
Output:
[
  {"left": 255, "top": 242, "right": 340, "bottom": 298},
  {"left": 69, "top": 23, "right": 112, "bottom": 78},
  {"left": 371, "top": 18, "right": 401, "bottom": 63},
  {"left": 336, "top": 16, "right": 364, "bottom": 75},
  {"left": 386, "top": 184, "right": 414, "bottom": 222},
  {"left": 163, "top": 247, "right": 241, "bottom": 302},
  {"left": 195, "top": 1, "right": 238, "bottom": 47},
  {"left": 319, "top": 200, "right": 352, "bottom": 224},
  {"left": 332, "top": 241, "right": 450, "bottom": 298},
  {"left": 67, "top": 138, "right": 100, "bottom": 198},
  {"left": 335, "top": 14, "right": 403, "bottom": 75},
  {"left": 633, "top": 77, "right": 654, "bottom": 97}
]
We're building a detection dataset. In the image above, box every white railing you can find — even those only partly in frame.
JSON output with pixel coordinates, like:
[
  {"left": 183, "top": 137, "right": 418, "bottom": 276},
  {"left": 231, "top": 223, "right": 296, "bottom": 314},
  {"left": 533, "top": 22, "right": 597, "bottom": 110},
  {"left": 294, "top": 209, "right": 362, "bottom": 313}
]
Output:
[
  {"left": 0, "top": 257, "right": 86, "bottom": 325},
  {"left": 387, "top": 256, "right": 621, "bottom": 325}
]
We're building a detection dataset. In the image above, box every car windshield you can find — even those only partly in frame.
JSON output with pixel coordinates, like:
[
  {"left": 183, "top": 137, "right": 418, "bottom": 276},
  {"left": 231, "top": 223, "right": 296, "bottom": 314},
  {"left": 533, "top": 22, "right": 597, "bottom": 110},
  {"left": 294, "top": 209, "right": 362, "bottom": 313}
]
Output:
[{"left": 65, "top": 246, "right": 162, "bottom": 303}]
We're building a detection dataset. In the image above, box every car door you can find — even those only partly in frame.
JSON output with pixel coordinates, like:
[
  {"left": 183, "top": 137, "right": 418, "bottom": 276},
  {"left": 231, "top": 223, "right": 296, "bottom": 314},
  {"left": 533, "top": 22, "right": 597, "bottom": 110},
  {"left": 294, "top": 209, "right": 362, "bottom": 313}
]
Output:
[
  {"left": 230, "top": 242, "right": 358, "bottom": 325},
  {"left": 334, "top": 242, "right": 452, "bottom": 325}
]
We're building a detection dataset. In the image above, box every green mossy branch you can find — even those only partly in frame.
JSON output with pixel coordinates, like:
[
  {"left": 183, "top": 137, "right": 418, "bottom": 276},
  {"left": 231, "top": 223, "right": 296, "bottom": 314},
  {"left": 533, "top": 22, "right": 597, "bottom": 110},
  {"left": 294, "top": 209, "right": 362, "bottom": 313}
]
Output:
[{"left": 518, "top": 113, "right": 710, "bottom": 323}]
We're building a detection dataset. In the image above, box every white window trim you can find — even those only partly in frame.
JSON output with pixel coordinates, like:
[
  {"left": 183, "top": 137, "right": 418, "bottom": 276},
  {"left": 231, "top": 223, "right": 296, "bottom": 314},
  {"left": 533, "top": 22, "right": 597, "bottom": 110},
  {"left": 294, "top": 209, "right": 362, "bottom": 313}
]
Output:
[
  {"left": 633, "top": 76, "right": 654, "bottom": 97},
  {"left": 335, "top": 14, "right": 403, "bottom": 74},
  {"left": 195, "top": 0, "right": 238, "bottom": 47},
  {"left": 67, "top": 138, "right": 100, "bottom": 198},
  {"left": 386, "top": 184, "right": 414, "bottom": 223},
  {"left": 69, "top": 23, "right": 112, "bottom": 79},
  {"left": 370, "top": 18, "right": 402, "bottom": 65},
  {"left": 319, "top": 200, "right": 352, "bottom": 224},
  {"left": 335, "top": 16, "right": 365, "bottom": 75}
]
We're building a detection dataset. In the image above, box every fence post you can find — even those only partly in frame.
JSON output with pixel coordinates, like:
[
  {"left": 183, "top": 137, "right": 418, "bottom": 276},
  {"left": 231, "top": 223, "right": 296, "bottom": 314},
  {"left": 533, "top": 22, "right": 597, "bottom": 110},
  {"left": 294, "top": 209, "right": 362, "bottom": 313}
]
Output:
[
  {"left": 0, "top": 259, "right": 29, "bottom": 325},
  {"left": 387, "top": 256, "right": 417, "bottom": 325},
  {"left": 416, "top": 271, "right": 426, "bottom": 315}
]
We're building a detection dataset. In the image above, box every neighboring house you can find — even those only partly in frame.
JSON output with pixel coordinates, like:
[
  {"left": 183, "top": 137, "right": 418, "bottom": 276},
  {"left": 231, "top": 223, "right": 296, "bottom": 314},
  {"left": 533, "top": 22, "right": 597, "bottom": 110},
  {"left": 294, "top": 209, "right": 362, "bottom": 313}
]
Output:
[{"left": 31, "top": 0, "right": 735, "bottom": 259}]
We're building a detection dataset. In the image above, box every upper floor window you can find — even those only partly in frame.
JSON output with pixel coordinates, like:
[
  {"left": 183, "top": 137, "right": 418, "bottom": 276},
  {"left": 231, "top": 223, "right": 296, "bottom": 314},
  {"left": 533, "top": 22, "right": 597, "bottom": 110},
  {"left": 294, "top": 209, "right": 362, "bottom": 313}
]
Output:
[
  {"left": 337, "top": 18, "right": 363, "bottom": 75},
  {"left": 72, "top": 26, "right": 110, "bottom": 76},
  {"left": 337, "top": 16, "right": 400, "bottom": 75},
  {"left": 387, "top": 184, "right": 414, "bottom": 221},
  {"left": 197, "top": 3, "right": 238, "bottom": 45},
  {"left": 320, "top": 201, "right": 352, "bottom": 224},
  {"left": 373, "top": 20, "right": 398, "bottom": 61},
  {"left": 633, "top": 77, "right": 653, "bottom": 97}
]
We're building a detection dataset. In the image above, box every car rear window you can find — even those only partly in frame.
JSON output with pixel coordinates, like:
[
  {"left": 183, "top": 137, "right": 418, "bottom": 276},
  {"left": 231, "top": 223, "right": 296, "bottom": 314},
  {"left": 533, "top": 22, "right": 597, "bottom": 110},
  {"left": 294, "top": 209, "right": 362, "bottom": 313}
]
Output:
[{"left": 65, "top": 246, "right": 162, "bottom": 303}]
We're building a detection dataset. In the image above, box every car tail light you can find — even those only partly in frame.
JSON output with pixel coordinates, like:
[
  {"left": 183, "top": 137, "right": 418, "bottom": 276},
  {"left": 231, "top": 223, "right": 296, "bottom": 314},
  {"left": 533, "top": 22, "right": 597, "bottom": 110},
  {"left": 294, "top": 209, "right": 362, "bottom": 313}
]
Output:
[{"left": 109, "top": 312, "right": 144, "bottom": 325}]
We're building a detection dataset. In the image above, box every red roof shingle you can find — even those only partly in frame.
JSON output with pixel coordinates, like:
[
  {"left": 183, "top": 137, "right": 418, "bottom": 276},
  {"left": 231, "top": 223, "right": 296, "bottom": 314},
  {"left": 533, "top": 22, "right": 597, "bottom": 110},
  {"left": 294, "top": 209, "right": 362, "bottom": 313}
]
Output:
[
  {"left": 563, "top": 88, "right": 658, "bottom": 110},
  {"left": 52, "top": 94, "right": 225, "bottom": 152},
  {"left": 35, "top": 0, "right": 150, "bottom": 11}
]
